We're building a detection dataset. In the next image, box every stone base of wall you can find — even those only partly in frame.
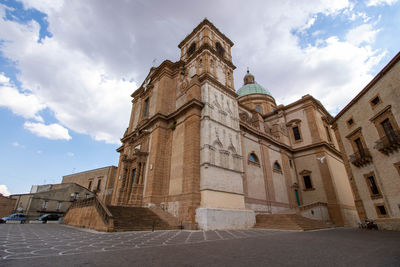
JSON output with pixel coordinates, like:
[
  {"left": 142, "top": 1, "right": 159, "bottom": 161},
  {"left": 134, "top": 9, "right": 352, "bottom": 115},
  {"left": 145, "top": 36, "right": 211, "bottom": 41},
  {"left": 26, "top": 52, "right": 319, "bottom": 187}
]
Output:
[
  {"left": 64, "top": 205, "right": 111, "bottom": 232},
  {"left": 300, "top": 206, "right": 330, "bottom": 221},
  {"left": 342, "top": 208, "right": 359, "bottom": 227},
  {"left": 195, "top": 208, "right": 255, "bottom": 230},
  {"left": 376, "top": 219, "right": 400, "bottom": 231}
]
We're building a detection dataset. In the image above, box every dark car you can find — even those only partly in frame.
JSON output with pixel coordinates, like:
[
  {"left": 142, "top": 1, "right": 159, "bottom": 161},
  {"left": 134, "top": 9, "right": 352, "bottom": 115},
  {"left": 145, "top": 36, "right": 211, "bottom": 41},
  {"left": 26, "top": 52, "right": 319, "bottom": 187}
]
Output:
[
  {"left": 36, "top": 214, "right": 61, "bottom": 223},
  {"left": 1, "top": 213, "right": 27, "bottom": 223}
]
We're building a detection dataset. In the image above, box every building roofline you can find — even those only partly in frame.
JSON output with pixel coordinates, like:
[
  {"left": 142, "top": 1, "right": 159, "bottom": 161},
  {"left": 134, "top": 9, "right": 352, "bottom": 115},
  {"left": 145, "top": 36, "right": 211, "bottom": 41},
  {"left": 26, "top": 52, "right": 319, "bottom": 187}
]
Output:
[
  {"left": 333, "top": 51, "right": 400, "bottom": 122},
  {"left": 62, "top": 166, "right": 117, "bottom": 178},
  {"left": 263, "top": 94, "right": 333, "bottom": 120},
  {"left": 178, "top": 18, "right": 234, "bottom": 48}
]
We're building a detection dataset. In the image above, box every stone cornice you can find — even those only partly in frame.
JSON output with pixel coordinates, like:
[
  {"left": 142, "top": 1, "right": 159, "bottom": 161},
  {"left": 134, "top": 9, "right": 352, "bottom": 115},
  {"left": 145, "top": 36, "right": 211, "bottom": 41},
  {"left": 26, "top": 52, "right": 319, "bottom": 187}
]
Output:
[
  {"left": 263, "top": 95, "right": 333, "bottom": 121},
  {"left": 198, "top": 73, "right": 238, "bottom": 98},
  {"left": 240, "top": 121, "right": 342, "bottom": 158},
  {"left": 178, "top": 18, "right": 234, "bottom": 48},
  {"left": 120, "top": 99, "right": 205, "bottom": 146},
  {"left": 131, "top": 60, "right": 184, "bottom": 98}
]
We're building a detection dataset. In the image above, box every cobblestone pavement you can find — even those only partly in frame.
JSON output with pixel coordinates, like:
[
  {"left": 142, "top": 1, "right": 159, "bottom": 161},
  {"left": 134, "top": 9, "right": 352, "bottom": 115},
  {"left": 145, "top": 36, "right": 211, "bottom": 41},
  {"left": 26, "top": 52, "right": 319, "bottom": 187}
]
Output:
[{"left": 0, "top": 224, "right": 288, "bottom": 260}]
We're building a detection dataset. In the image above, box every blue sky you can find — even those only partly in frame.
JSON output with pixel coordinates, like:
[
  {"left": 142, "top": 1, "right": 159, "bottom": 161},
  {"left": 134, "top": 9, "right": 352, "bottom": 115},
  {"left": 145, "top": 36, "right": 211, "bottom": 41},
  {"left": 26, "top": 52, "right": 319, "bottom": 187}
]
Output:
[{"left": 0, "top": 0, "right": 399, "bottom": 195}]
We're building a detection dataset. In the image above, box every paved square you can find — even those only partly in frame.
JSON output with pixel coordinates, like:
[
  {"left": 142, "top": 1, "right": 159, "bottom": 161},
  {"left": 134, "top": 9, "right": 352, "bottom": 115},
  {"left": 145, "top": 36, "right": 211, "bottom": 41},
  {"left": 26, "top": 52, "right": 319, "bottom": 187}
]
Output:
[{"left": 1, "top": 224, "right": 399, "bottom": 266}]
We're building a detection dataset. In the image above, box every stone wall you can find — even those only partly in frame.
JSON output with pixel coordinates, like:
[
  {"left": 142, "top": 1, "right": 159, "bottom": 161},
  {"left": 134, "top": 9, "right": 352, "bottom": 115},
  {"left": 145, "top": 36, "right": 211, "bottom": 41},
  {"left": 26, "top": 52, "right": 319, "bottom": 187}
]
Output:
[
  {"left": 334, "top": 53, "right": 400, "bottom": 226},
  {"left": 64, "top": 205, "right": 110, "bottom": 231},
  {"left": 0, "top": 195, "right": 16, "bottom": 217}
]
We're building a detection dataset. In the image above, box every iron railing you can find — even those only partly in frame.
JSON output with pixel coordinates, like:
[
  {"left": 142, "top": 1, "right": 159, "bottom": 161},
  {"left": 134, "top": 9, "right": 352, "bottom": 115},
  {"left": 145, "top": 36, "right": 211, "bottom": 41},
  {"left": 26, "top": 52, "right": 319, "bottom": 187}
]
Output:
[
  {"left": 374, "top": 131, "right": 400, "bottom": 155},
  {"left": 349, "top": 149, "right": 372, "bottom": 167}
]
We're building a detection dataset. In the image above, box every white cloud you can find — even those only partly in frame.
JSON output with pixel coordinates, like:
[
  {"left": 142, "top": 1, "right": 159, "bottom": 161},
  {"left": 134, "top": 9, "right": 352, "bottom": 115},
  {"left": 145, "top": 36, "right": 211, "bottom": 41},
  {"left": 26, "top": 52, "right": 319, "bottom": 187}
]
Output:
[
  {"left": 0, "top": 73, "right": 46, "bottom": 122},
  {"left": 20, "top": 0, "right": 64, "bottom": 14},
  {"left": 0, "top": 185, "right": 10, "bottom": 196},
  {"left": 24, "top": 122, "right": 72, "bottom": 140},
  {"left": 67, "top": 152, "right": 74, "bottom": 157},
  {"left": 37, "top": 150, "right": 43, "bottom": 154},
  {"left": 345, "top": 24, "right": 380, "bottom": 46},
  {"left": 0, "top": 0, "right": 387, "bottom": 142},
  {"left": 367, "top": 0, "right": 398, "bottom": 6},
  {"left": 0, "top": 4, "right": 135, "bottom": 143}
]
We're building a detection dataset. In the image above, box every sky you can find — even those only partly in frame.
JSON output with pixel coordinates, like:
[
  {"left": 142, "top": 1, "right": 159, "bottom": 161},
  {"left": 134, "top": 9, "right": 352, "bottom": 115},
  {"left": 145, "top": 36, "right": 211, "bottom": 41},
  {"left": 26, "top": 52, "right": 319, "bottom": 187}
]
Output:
[{"left": 0, "top": 0, "right": 399, "bottom": 196}]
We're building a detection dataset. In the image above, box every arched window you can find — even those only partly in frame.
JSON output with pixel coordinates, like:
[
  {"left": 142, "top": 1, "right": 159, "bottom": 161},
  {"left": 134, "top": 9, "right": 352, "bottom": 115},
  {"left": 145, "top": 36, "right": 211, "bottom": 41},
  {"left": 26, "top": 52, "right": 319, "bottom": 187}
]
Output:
[
  {"left": 256, "top": 105, "right": 262, "bottom": 113},
  {"left": 215, "top": 42, "right": 224, "bottom": 57},
  {"left": 188, "top": 43, "right": 196, "bottom": 56},
  {"left": 273, "top": 162, "right": 281, "bottom": 172},
  {"left": 249, "top": 153, "right": 259, "bottom": 164}
]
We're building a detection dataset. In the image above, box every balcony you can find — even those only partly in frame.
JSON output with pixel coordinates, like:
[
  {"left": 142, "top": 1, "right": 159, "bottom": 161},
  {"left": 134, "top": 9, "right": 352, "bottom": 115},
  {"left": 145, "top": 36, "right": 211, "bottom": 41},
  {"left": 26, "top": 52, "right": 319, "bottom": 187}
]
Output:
[
  {"left": 374, "top": 131, "right": 400, "bottom": 155},
  {"left": 349, "top": 149, "right": 372, "bottom": 167}
]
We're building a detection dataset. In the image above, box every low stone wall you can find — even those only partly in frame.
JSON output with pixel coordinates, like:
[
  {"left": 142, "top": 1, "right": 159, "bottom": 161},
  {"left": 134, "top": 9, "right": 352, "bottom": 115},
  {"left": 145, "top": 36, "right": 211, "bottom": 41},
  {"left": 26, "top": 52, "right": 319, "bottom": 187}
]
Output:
[
  {"left": 195, "top": 208, "right": 255, "bottom": 230},
  {"left": 376, "top": 219, "right": 400, "bottom": 231},
  {"left": 300, "top": 205, "right": 330, "bottom": 221},
  {"left": 64, "top": 205, "right": 111, "bottom": 231}
]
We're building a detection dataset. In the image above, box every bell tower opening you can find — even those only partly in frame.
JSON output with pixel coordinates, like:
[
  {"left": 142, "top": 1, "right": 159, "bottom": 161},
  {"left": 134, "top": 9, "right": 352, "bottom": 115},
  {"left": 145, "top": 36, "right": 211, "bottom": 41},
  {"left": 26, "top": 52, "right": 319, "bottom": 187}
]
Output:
[{"left": 178, "top": 19, "right": 236, "bottom": 91}]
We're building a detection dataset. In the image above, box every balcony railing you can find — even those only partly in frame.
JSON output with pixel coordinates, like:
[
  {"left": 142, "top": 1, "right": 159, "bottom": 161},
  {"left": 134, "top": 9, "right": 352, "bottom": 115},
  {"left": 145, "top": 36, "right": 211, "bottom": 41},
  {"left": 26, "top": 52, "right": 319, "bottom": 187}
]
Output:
[
  {"left": 374, "top": 131, "right": 400, "bottom": 155},
  {"left": 349, "top": 149, "right": 372, "bottom": 167}
]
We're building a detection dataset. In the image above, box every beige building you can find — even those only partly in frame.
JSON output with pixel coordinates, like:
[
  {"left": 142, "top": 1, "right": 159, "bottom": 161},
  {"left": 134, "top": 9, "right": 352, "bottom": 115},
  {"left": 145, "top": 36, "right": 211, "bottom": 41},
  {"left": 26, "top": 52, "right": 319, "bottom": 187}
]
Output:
[
  {"left": 103, "top": 19, "right": 358, "bottom": 230},
  {"left": 62, "top": 166, "right": 117, "bottom": 205},
  {"left": 333, "top": 52, "right": 400, "bottom": 230},
  {"left": 0, "top": 194, "right": 16, "bottom": 218},
  {"left": 11, "top": 183, "right": 93, "bottom": 220}
]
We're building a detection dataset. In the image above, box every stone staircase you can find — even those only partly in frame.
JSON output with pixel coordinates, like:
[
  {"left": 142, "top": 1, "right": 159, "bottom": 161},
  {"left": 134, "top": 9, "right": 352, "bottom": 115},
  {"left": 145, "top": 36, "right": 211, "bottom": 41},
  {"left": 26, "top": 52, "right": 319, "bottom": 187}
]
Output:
[
  {"left": 107, "top": 206, "right": 180, "bottom": 231},
  {"left": 254, "top": 213, "right": 335, "bottom": 231}
]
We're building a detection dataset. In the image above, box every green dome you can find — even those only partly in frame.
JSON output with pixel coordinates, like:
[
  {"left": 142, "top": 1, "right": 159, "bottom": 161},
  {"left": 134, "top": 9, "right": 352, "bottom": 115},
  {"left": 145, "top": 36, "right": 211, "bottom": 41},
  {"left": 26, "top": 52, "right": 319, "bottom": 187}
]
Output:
[{"left": 237, "top": 83, "right": 271, "bottom": 97}]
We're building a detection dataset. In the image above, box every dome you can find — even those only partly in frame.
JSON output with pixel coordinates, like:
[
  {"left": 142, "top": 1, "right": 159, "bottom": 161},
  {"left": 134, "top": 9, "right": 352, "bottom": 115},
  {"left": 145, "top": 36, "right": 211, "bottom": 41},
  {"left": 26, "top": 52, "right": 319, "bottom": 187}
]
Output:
[
  {"left": 237, "top": 83, "right": 271, "bottom": 97},
  {"left": 237, "top": 70, "right": 271, "bottom": 97}
]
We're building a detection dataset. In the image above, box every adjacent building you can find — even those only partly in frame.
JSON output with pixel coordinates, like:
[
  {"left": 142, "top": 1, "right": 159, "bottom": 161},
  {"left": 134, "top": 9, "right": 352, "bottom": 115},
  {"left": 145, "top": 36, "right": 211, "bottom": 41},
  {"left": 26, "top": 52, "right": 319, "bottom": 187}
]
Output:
[
  {"left": 333, "top": 52, "right": 400, "bottom": 230},
  {"left": 62, "top": 166, "right": 117, "bottom": 205},
  {"left": 0, "top": 194, "right": 16, "bottom": 218},
  {"left": 11, "top": 183, "right": 93, "bottom": 220}
]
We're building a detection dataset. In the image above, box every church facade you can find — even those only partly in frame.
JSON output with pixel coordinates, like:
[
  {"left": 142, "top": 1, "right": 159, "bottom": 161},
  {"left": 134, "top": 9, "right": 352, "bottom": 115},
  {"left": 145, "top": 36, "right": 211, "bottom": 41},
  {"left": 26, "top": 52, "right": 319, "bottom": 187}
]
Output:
[{"left": 110, "top": 19, "right": 358, "bottom": 230}]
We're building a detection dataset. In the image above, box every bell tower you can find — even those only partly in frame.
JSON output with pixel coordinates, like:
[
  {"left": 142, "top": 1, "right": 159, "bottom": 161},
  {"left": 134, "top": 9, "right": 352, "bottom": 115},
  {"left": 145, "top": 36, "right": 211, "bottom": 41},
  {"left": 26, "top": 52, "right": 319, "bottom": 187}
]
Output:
[
  {"left": 179, "top": 19, "right": 255, "bottom": 230},
  {"left": 178, "top": 19, "right": 235, "bottom": 91}
]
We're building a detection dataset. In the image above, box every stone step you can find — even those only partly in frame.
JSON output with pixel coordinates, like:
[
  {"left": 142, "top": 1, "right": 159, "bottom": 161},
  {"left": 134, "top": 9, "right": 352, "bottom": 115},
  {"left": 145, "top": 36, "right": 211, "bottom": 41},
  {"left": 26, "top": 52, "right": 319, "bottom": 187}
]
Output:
[
  {"left": 107, "top": 205, "right": 178, "bottom": 232},
  {"left": 254, "top": 214, "right": 334, "bottom": 231}
]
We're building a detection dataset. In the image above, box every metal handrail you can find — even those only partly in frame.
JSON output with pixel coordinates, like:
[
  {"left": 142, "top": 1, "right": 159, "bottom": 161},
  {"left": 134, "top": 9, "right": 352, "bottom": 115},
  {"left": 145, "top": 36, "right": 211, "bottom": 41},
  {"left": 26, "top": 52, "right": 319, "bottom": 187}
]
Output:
[
  {"left": 349, "top": 149, "right": 371, "bottom": 161},
  {"left": 374, "top": 131, "right": 400, "bottom": 150}
]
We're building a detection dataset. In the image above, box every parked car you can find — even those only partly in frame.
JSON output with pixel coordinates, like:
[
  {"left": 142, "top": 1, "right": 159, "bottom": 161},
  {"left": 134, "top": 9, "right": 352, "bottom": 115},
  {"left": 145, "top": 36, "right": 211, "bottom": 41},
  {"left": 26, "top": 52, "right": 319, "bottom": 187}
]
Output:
[
  {"left": 35, "top": 214, "right": 61, "bottom": 223},
  {"left": 0, "top": 213, "right": 27, "bottom": 223}
]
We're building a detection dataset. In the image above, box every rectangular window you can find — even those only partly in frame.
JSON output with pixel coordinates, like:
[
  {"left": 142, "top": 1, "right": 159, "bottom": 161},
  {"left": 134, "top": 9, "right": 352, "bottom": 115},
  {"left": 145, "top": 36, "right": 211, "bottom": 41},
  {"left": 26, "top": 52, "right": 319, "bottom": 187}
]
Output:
[
  {"left": 74, "top": 192, "right": 79, "bottom": 200},
  {"left": 303, "top": 175, "right": 313, "bottom": 189},
  {"left": 395, "top": 162, "right": 400, "bottom": 176},
  {"left": 88, "top": 181, "right": 92, "bottom": 190},
  {"left": 293, "top": 126, "right": 301, "bottom": 141},
  {"left": 97, "top": 179, "right": 102, "bottom": 191},
  {"left": 370, "top": 96, "right": 381, "bottom": 106},
  {"left": 376, "top": 205, "right": 387, "bottom": 215},
  {"left": 325, "top": 126, "right": 332, "bottom": 142},
  {"left": 143, "top": 98, "right": 149, "bottom": 117},
  {"left": 131, "top": 168, "right": 136, "bottom": 184},
  {"left": 42, "top": 200, "right": 48, "bottom": 209},
  {"left": 347, "top": 118, "right": 354, "bottom": 126},
  {"left": 289, "top": 159, "right": 293, "bottom": 168},
  {"left": 367, "top": 176, "right": 380, "bottom": 195},
  {"left": 56, "top": 201, "right": 62, "bottom": 210},
  {"left": 354, "top": 138, "right": 365, "bottom": 155},
  {"left": 381, "top": 118, "right": 396, "bottom": 143}
]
